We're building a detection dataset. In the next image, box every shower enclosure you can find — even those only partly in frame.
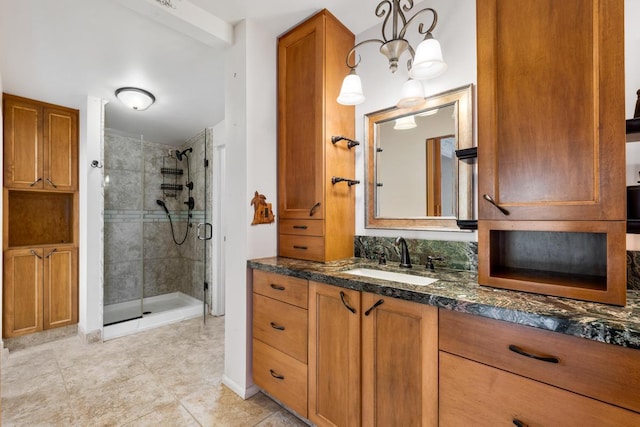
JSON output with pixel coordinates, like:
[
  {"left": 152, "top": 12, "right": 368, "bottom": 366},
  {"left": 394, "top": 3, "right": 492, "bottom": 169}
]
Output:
[{"left": 102, "top": 128, "right": 213, "bottom": 336}]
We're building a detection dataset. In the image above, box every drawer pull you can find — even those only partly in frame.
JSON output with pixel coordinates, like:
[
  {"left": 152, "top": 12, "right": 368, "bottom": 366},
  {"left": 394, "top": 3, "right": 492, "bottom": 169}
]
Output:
[
  {"left": 270, "top": 284, "right": 285, "bottom": 291},
  {"left": 340, "top": 291, "right": 357, "bottom": 314},
  {"left": 292, "top": 225, "right": 308, "bottom": 229},
  {"left": 513, "top": 419, "right": 528, "bottom": 427},
  {"left": 270, "top": 322, "right": 285, "bottom": 331},
  {"left": 293, "top": 245, "right": 308, "bottom": 250},
  {"left": 270, "top": 369, "right": 285, "bottom": 380},
  {"left": 309, "top": 202, "right": 321, "bottom": 216},
  {"left": 482, "top": 194, "right": 510, "bottom": 216},
  {"left": 364, "top": 299, "right": 384, "bottom": 316},
  {"left": 508, "top": 344, "right": 559, "bottom": 364}
]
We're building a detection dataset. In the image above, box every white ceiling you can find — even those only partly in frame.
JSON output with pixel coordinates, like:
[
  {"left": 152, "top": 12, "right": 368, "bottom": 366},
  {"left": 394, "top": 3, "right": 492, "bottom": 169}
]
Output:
[{"left": 0, "top": 0, "right": 386, "bottom": 146}]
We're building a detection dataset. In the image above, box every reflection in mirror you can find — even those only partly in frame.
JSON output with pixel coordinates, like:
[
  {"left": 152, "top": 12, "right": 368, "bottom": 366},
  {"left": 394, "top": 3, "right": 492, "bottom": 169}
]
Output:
[{"left": 366, "top": 85, "right": 474, "bottom": 230}]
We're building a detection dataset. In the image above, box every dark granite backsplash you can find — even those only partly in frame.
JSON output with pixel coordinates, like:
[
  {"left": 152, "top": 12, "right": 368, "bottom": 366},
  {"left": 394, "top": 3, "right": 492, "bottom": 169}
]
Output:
[
  {"left": 354, "top": 236, "right": 478, "bottom": 272},
  {"left": 355, "top": 236, "right": 640, "bottom": 290}
]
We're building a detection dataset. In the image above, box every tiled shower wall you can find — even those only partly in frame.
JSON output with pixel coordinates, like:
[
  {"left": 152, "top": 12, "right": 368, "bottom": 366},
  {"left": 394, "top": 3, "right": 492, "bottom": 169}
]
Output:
[
  {"left": 104, "top": 129, "right": 213, "bottom": 306},
  {"left": 355, "top": 236, "right": 640, "bottom": 290}
]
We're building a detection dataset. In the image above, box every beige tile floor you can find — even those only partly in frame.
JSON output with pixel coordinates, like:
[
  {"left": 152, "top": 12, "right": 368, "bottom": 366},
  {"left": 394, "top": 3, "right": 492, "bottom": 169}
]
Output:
[{"left": 1, "top": 316, "right": 308, "bottom": 426}]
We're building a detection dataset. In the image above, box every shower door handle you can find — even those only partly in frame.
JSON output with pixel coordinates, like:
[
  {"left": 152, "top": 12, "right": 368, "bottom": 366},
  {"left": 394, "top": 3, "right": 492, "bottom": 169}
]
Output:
[{"left": 197, "top": 223, "right": 213, "bottom": 240}]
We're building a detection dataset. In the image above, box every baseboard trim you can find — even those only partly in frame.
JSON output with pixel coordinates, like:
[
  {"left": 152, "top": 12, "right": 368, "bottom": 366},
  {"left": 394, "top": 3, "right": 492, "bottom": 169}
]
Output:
[{"left": 222, "top": 374, "right": 260, "bottom": 399}]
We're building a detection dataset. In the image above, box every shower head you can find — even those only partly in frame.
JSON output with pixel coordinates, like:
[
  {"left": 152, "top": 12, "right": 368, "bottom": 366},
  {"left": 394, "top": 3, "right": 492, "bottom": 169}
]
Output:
[
  {"left": 175, "top": 147, "right": 193, "bottom": 161},
  {"left": 156, "top": 199, "right": 170, "bottom": 215}
]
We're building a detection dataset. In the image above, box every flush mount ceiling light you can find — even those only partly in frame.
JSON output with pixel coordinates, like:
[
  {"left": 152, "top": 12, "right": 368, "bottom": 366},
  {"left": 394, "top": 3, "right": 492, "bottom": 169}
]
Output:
[
  {"left": 115, "top": 87, "right": 156, "bottom": 111},
  {"left": 337, "top": 1, "right": 447, "bottom": 107}
]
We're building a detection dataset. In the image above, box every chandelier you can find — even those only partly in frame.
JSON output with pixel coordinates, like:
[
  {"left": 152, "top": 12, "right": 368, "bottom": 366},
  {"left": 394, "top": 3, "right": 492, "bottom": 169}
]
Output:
[{"left": 337, "top": 0, "right": 447, "bottom": 108}]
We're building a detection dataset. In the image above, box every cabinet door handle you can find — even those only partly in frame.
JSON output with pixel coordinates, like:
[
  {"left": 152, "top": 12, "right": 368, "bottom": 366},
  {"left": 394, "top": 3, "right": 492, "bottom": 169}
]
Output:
[
  {"left": 45, "top": 178, "right": 58, "bottom": 188},
  {"left": 309, "top": 202, "right": 321, "bottom": 216},
  {"left": 292, "top": 225, "right": 308, "bottom": 230},
  {"left": 269, "top": 369, "right": 285, "bottom": 380},
  {"left": 482, "top": 194, "right": 510, "bottom": 215},
  {"left": 270, "top": 284, "right": 285, "bottom": 291},
  {"left": 513, "top": 419, "right": 528, "bottom": 427},
  {"left": 29, "top": 177, "right": 42, "bottom": 187},
  {"left": 364, "top": 299, "right": 384, "bottom": 316},
  {"left": 45, "top": 248, "right": 58, "bottom": 258},
  {"left": 508, "top": 344, "right": 559, "bottom": 364},
  {"left": 340, "top": 291, "right": 356, "bottom": 314},
  {"left": 30, "top": 250, "right": 43, "bottom": 259},
  {"left": 293, "top": 245, "right": 308, "bottom": 250},
  {"left": 270, "top": 322, "right": 285, "bottom": 331}
]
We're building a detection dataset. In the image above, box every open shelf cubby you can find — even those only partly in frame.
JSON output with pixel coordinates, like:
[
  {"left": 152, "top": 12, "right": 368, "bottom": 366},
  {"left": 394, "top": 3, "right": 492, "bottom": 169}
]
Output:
[
  {"left": 7, "top": 190, "right": 75, "bottom": 247},
  {"left": 479, "top": 221, "right": 626, "bottom": 305}
]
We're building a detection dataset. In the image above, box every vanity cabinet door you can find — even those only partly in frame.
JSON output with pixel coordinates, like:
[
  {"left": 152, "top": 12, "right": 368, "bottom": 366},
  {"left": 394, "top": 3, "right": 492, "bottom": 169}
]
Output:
[
  {"left": 3, "top": 248, "right": 44, "bottom": 337},
  {"left": 477, "top": 0, "right": 624, "bottom": 221},
  {"left": 361, "top": 294, "right": 438, "bottom": 427},
  {"left": 308, "top": 281, "right": 361, "bottom": 427}
]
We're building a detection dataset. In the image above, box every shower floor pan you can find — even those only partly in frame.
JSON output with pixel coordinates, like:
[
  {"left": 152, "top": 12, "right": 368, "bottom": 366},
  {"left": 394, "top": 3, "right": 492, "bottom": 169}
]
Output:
[{"left": 103, "top": 292, "right": 202, "bottom": 340}]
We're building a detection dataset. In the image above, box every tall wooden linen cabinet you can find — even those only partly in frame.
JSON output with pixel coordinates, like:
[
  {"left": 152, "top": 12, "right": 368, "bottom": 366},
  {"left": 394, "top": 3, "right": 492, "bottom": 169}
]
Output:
[
  {"left": 477, "top": 0, "right": 626, "bottom": 304},
  {"left": 3, "top": 94, "right": 79, "bottom": 338},
  {"left": 277, "top": 10, "right": 356, "bottom": 262}
]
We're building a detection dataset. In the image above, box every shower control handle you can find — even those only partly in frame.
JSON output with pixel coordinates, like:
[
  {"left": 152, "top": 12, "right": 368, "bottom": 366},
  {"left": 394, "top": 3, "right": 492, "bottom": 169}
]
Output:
[{"left": 197, "top": 223, "right": 213, "bottom": 240}]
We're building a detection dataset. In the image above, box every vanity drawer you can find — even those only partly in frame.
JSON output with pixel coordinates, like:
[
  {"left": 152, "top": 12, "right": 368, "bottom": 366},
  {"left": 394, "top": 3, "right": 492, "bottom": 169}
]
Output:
[
  {"left": 439, "top": 309, "right": 640, "bottom": 413},
  {"left": 253, "top": 338, "right": 307, "bottom": 418},
  {"left": 278, "top": 234, "right": 325, "bottom": 262},
  {"left": 253, "top": 294, "right": 307, "bottom": 363},
  {"left": 279, "top": 219, "right": 324, "bottom": 236},
  {"left": 253, "top": 270, "right": 308, "bottom": 309},
  {"left": 440, "top": 352, "right": 640, "bottom": 426}
]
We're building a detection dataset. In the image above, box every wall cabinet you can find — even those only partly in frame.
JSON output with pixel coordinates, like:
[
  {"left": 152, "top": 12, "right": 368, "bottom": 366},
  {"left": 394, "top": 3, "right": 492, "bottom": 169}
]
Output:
[
  {"left": 439, "top": 310, "right": 640, "bottom": 426},
  {"left": 477, "top": 0, "right": 626, "bottom": 304},
  {"left": 277, "top": 10, "right": 356, "bottom": 262},
  {"left": 3, "top": 246, "right": 78, "bottom": 338},
  {"left": 2, "top": 94, "right": 79, "bottom": 339},
  {"left": 308, "top": 281, "right": 438, "bottom": 427},
  {"left": 3, "top": 94, "right": 78, "bottom": 191}
]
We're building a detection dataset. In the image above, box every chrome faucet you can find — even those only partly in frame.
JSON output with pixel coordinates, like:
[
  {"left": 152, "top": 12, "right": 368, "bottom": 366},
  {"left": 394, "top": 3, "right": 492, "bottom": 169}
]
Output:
[{"left": 395, "top": 237, "right": 412, "bottom": 268}]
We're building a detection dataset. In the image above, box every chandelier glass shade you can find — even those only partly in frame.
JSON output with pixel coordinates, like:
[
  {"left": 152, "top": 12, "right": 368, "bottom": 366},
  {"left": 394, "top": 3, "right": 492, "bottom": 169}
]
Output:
[{"left": 337, "top": 0, "right": 447, "bottom": 107}]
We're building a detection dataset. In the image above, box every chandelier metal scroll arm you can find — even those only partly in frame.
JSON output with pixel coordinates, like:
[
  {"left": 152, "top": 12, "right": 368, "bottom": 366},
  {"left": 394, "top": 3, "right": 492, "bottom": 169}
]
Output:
[
  {"left": 375, "top": 0, "right": 394, "bottom": 41},
  {"left": 345, "top": 39, "right": 386, "bottom": 69},
  {"left": 398, "top": 7, "right": 438, "bottom": 40}
]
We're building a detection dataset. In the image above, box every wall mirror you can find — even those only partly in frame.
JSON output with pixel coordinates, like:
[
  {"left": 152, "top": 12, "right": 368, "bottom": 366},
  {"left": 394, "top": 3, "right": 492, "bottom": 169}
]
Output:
[{"left": 365, "top": 84, "right": 474, "bottom": 229}]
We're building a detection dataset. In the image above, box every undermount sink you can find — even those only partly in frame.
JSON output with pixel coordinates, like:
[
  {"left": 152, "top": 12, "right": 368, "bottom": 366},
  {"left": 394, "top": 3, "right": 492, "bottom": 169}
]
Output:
[{"left": 343, "top": 268, "right": 439, "bottom": 286}]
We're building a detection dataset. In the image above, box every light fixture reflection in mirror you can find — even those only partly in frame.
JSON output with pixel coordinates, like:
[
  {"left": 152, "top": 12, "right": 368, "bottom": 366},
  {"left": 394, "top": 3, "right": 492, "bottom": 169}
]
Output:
[{"left": 365, "top": 85, "right": 474, "bottom": 230}]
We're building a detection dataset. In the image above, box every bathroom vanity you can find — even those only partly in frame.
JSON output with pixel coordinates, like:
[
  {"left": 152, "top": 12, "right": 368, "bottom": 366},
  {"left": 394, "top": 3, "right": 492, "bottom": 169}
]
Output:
[{"left": 248, "top": 257, "right": 640, "bottom": 427}]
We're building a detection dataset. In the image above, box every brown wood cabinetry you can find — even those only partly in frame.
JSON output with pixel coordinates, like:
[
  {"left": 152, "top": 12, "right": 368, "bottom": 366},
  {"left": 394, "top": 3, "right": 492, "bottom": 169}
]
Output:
[
  {"left": 2, "top": 93, "right": 79, "bottom": 339},
  {"left": 308, "top": 282, "right": 438, "bottom": 427},
  {"left": 3, "top": 246, "right": 77, "bottom": 337},
  {"left": 439, "top": 310, "right": 640, "bottom": 425},
  {"left": 308, "top": 281, "right": 361, "bottom": 427},
  {"left": 361, "top": 293, "right": 438, "bottom": 427},
  {"left": 477, "top": 0, "right": 626, "bottom": 304},
  {"left": 277, "top": 10, "right": 356, "bottom": 262},
  {"left": 252, "top": 270, "right": 309, "bottom": 417},
  {"left": 4, "top": 94, "right": 78, "bottom": 191}
]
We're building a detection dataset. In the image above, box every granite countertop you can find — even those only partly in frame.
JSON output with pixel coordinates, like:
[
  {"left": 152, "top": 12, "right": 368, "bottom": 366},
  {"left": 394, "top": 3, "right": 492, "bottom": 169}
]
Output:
[{"left": 247, "top": 256, "right": 640, "bottom": 350}]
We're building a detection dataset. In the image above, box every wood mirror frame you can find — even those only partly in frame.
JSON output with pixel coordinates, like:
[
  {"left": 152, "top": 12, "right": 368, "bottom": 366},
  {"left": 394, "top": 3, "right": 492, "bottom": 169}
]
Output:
[{"left": 365, "top": 84, "right": 474, "bottom": 230}]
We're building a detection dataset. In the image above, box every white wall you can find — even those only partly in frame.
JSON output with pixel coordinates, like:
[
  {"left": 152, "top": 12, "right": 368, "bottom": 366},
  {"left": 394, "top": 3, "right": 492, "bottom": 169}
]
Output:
[
  {"left": 222, "top": 19, "right": 277, "bottom": 398},
  {"left": 353, "top": 0, "right": 478, "bottom": 242},
  {"left": 79, "top": 96, "right": 106, "bottom": 341}
]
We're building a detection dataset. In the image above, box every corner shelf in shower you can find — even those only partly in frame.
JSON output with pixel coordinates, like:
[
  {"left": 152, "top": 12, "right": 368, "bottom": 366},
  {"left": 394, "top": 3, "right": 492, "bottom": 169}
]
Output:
[{"left": 160, "top": 161, "right": 184, "bottom": 198}]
